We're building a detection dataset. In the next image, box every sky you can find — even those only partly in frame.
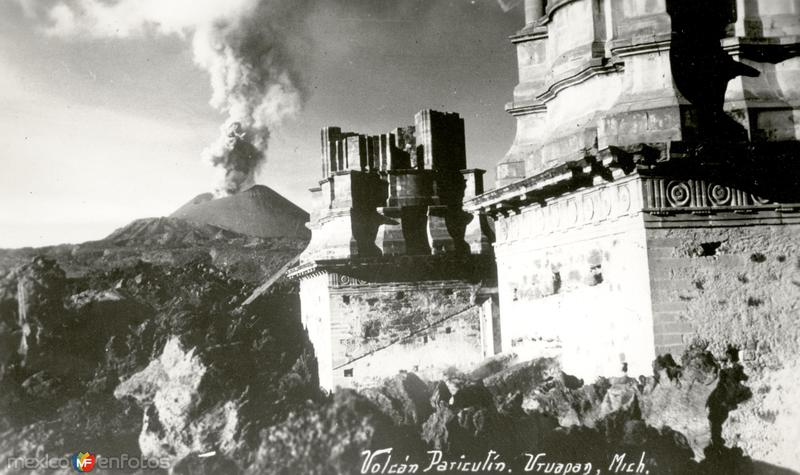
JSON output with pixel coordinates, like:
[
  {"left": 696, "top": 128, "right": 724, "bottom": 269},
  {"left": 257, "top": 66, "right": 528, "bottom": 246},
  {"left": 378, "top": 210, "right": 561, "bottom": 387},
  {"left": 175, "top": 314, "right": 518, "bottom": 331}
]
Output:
[{"left": 0, "top": 0, "right": 523, "bottom": 248}]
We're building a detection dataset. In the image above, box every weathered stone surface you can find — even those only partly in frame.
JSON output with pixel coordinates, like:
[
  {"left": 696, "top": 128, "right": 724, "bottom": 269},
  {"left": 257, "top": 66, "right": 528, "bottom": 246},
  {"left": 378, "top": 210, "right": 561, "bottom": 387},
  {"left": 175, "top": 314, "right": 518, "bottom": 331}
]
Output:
[
  {"left": 14, "top": 257, "right": 67, "bottom": 369},
  {"left": 293, "top": 109, "right": 498, "bottom": 391},
  {"left": 296, "top": 267, "right": 489, "bottom": 391},
  {"left": 640, "top": 346, "right": 720, "bottom": 459},
  {"left": 246, "top": 390, "right": 424, "bottom": 475},
  {"left": 114, "top": 337, "right": 242, "bottom": 465},
  {"left": 422, "top": 378, "right": 558, "bottom": 458},
  {"left": 722, "top": 361, "right": 800, "bottom": 472},
  {"left": 362, "top": 372, "right": 432, "bottom": 427}
]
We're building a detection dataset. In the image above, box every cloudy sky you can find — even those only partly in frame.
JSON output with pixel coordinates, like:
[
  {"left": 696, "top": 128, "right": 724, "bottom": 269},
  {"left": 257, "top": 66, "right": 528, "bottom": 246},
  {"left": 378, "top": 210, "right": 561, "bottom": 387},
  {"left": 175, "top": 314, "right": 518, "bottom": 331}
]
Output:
[{"left": 0, "top": 0, "right": 522, "bottom": 248}]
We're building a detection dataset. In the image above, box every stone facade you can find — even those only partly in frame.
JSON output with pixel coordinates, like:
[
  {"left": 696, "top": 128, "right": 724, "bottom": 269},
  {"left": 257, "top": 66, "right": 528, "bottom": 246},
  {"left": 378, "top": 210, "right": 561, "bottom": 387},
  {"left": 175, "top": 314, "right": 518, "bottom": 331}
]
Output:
[
  {"left": 469, "top": 0, "right": 800, "bottom": 380},
  {"left": 289, "top": 111, "right": 497, "bottom": 391}
]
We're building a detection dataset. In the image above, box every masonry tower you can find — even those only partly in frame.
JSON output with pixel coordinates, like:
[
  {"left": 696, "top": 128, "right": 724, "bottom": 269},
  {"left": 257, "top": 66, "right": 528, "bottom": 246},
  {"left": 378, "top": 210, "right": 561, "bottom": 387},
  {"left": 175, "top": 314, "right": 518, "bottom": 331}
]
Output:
[
  {"left": 468, "top": 0, "right": 800, "bottom": 379},
  {"left": 289, "top": 110, "right": 497, "bottom": 391}
]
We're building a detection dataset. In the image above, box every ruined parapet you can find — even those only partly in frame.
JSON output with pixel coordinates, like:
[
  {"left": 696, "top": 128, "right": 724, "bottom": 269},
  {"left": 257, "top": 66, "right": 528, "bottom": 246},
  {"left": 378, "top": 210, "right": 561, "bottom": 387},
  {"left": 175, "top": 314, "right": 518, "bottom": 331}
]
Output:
[
  {"left": 302, "top": 110, "right": 492, "bottom": 263},
  {"left": 291, "top": 110, "right": 497, "bottom": 391},
  {"left": 415, "top": 110, "right": 467, "bottom": 171}
]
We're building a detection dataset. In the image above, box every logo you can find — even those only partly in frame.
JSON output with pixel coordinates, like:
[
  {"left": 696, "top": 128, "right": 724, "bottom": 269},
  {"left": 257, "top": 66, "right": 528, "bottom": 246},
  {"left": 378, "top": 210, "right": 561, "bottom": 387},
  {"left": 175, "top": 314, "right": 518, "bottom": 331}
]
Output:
[{"left": 71, "top": 452, "right": 96, "bottom": 472}]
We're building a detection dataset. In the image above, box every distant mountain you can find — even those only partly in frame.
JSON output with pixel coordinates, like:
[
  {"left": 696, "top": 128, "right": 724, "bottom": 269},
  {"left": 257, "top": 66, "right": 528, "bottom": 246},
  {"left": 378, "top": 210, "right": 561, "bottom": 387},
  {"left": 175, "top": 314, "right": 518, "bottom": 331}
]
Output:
[
  {"left": 0, "top": 186, "right": 312, "bottom": 283},
  {"left": 171, "top": 185, "right": 310, "bottom": 240},
  {"left": 0, "top": 217, "right": 308, "bottom": 283}
]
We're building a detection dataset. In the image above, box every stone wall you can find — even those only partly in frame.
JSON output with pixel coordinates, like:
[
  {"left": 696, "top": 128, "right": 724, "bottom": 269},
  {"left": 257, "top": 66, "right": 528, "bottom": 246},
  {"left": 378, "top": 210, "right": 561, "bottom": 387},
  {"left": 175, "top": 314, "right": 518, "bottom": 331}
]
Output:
[
  {"left": 298, "top": 272, "right": 484, "bottom": 391},
  {"left": 646, "top": 219, "right": 800, "bottom": 364},
  {"left": 493, "top": 175, "right": 656, "bottom": 379},
  {"left": 644, "top": 217, "right": 800, "bottom": 471},
  {"left": 299, "top": 273, "right": 334, "bottom": 390},
  {"left": 470, "top": 148, "right": 800, "bottom": 384},
  {"left": 319, "top": 110, "right": 466, "bottom": 176}
]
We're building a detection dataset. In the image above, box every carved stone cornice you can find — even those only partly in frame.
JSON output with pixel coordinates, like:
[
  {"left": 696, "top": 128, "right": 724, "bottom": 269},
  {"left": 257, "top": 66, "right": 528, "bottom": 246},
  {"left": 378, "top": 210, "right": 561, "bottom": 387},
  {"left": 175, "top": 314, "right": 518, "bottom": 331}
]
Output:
[
  {"left": 505, "top": 99, "right": 547, "bottom": 117},
  {"left": 469, "top": 141, "right": 800, "bottom": 220},
  {"left": 610, "top": 35, "right": 672, "bottom": 58},
  {"left": 640, "top": 176, "right": 784, "bottom": 216},
  {"left": 509, "top": 24, "right": 548, "bottom": 44},
  {"left": 537, "top": 57, "right": 623, "bottom": 105},
  {"left": 465, "top": 157, "right": 595, "bottom": 217},
  {"left": 722, "top": 36, "right": 800, "bottom": 64}
]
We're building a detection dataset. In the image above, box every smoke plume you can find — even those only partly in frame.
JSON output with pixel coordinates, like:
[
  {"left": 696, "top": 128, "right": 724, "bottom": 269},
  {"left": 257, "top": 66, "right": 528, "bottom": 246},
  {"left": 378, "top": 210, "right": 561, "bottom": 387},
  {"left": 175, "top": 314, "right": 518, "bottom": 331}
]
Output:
[{"left": 24, "top": 0, "right": 309, "bottom": 195}]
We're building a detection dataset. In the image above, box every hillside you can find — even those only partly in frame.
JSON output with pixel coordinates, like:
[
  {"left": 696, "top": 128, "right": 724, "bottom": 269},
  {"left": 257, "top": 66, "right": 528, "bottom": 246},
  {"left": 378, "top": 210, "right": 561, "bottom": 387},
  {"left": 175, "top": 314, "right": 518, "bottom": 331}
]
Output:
[
  {"left": 0, "top": 216, "right": 307, "bottom": 284},
  {"left": 170, "top": 185, "right": 311, "bottom": 240},
  {"left": 0, "top": 185, "right": 313, "bottom": 283}
]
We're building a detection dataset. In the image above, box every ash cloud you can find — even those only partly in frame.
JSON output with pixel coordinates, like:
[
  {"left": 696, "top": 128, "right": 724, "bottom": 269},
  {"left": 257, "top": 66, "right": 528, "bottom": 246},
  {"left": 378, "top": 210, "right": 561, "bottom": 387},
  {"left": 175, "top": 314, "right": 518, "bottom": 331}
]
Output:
[{"left": 24, "top": 0, "right": 311, "bottom": 196}]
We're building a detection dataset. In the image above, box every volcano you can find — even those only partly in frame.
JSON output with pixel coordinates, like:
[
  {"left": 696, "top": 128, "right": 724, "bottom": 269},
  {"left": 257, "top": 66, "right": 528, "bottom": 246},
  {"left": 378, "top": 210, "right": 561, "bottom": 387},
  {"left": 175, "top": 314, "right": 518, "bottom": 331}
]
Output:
[
  {"left": 170, "top": 185, "right": 310, "bottom": 240},
  {"left": 0, "top": 185, "right": 311, "bottom": 283}
]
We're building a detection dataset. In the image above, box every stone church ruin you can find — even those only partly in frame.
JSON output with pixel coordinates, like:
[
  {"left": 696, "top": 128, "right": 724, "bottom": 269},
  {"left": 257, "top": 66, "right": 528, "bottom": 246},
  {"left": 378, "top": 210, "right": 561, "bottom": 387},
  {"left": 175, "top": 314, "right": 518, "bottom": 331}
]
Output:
[{"left": 290, "top": 0, "right": 800, "bottom": 395}]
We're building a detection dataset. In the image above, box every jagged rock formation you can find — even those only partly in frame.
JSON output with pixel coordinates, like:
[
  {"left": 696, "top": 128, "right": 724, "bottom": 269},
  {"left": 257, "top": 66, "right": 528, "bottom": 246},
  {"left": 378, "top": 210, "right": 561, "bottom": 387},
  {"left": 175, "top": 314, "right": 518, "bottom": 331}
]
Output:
[
  {"left": 114, "top": 337, "right": 242, "bottom": 466},
  {"left": 0, "top": 257, "right": 320, "bottom": 473},
  {"left": 362, "top": 372, "right": 433, "bottom": 427},
  {"left": 244, "top": 344, "right": 758, "bottom": 474},
  {"left": 9, "top": 257, "right": 74, "bottom": 375},
  {"left": 246, "top": 390, "right": 425, "bottom": 475}
]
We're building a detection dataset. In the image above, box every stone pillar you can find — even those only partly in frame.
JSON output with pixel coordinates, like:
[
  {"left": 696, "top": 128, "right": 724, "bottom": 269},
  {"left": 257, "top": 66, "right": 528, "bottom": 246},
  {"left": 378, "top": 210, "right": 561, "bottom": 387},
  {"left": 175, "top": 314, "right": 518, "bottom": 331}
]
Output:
[
  {"left": 347, "top": 136, "right": 372, "bottom": 171},
  {"left": 525, "top": 0, "right": 545, "bottom": 24},
  {"left": 427, "top": 206, "right": 456, "bottom": 255},
  {"left": 461, "top": 169, "right": 485, "bottom": 200},
  {"left": 414, "top": 110, "right": 466, "bottom": 171},
  {"left": 375, "top": 207, "right": 406, "bottom": 256},
  {"left": 321, "top": 127, "right": 342, "bottom": 177},
  {"left": 478, "top": 293, "right": 501, "bottom": 357},
  {"left": 366, "top": 136, "right": 380, "bottom": 172},
  {"left": 392, "top": 127, "right": 415, "bottom": 170}
]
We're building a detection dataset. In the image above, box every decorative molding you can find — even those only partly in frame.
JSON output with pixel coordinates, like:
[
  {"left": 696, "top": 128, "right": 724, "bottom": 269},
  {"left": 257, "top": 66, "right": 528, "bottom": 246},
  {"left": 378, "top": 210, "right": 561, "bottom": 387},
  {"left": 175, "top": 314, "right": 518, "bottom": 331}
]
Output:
[
  {"left": 494, "top": 180, "right": 639, "bottom": 243},
  {"left": 610, "top": 37, "right": 672, "bottom": 58},
  {"left": 505, "top": 100, "right": 547, "bottom": 117},
  {"left": 537, "top": 58, "right": 622, "bottom": 105},
  {"left": 722, "top": 36, "right": 800, "bottom": 64},
  {"left": 331, "top": 272, "right": 368, "bottom": 288},
  {"left": 640, "top": 177, "right": 786, "bottom": 215}
]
